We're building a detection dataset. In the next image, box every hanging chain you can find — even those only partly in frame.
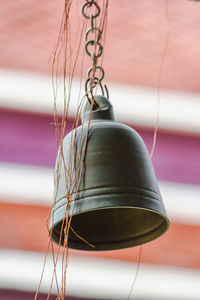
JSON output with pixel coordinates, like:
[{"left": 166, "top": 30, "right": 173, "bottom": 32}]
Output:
[{"left": 82, "top": 0, "right": 109, "bottom": 107}]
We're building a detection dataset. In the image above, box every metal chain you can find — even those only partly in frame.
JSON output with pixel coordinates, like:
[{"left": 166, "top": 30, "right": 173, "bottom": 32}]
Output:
[{"left": 82, "top": 0, "right": 109, "bottom": 107}]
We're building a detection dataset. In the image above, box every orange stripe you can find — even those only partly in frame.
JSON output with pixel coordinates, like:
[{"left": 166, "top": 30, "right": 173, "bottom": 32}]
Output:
[
  {"left": 1, "top": 202, "right": 200, "bottom": 269},
  {"left": 1, "top": 1, "right": 200, "bottom": 92}
]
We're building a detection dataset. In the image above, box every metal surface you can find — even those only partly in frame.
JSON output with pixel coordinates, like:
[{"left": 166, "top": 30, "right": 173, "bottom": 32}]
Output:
[{"left": 50, "top": 96, "right": 170, "bottom": 251}]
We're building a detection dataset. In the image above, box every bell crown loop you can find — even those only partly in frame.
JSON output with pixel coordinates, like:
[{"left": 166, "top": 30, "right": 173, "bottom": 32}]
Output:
[{"left": 81, "top": 95, "right": 114, "bottom": 123}]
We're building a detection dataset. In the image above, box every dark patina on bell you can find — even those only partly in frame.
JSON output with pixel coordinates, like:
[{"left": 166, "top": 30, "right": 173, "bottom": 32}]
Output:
[{"left": 50, "top": 96, "right": 169, "bottom": 251}]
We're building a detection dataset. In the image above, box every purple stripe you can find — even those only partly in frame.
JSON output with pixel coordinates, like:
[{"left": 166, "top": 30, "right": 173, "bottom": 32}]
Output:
[
  {"left": 0, "top": 109, "right": 57, "bottom": 167},
  {"left": 0, "top": 289, "right": 99, "bottom": 300},
  {"left": 0, "top": 109, "right": 200, "bottom": 184}
]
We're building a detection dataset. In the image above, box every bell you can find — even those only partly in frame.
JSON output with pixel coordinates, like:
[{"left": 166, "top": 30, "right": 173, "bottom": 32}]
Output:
[{"left": 50, "top": 96, "right": 169, "bottom": 251}]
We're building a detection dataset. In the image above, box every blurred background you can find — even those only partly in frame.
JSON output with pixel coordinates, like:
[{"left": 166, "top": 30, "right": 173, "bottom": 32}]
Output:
[{"left": 0, "top": 0, "right": 200, "bottom": 299}]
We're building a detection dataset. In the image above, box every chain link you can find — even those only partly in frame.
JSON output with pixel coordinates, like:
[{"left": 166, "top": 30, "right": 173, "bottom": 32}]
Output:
[
  {"left": 82, "top": 0, "right": 109, "bottom": 106},
  {"left": 82, "top": 1, "right": 100, "bottom": 19}
]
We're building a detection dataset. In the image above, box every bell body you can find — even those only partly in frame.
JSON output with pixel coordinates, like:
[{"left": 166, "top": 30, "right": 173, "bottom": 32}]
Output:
[{"left": 50, "top": 96, "right": 169, "bottom": 251}]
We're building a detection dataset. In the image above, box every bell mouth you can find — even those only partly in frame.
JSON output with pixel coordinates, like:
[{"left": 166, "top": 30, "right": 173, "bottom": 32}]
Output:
[{"left": 51, "top": 207, "right": 169, "bottom": 251}]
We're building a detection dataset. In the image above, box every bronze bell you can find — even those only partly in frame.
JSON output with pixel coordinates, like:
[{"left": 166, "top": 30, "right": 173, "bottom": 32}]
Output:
[{"left": 50, "top": 96, "right": 169, "bottom": 251}]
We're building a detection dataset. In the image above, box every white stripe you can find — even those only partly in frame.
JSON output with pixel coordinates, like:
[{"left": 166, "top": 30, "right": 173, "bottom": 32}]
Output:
[
  {"left": 0, "top": 162, "right": 200, "bottom": 225},
  {"left": 0, "top": 249, "right": 200, "bottom": 300},
  {"left": 0, "top": 162, "right": 52, "bottom": 206},
  {"left": 0, "top": 68, "right": 200, "bottom": 134}
]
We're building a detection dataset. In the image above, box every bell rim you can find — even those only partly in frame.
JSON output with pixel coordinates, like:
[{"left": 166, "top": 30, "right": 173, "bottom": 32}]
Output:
[{"left": 50, "top": 205, "right": 170, "bottom": 251}]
